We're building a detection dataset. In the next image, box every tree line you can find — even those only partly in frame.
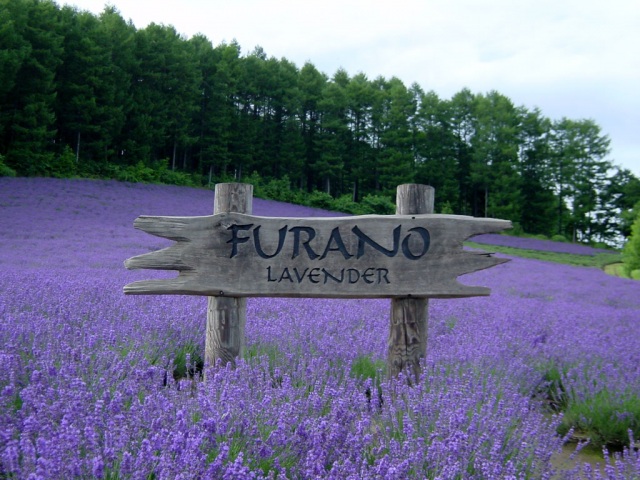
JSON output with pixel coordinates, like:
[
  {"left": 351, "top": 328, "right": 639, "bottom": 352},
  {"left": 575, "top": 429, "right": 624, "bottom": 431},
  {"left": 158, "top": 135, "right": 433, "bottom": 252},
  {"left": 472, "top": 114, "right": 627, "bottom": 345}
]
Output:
[{"left": 2, "top": 0, "right": 639, "bottom": 246}]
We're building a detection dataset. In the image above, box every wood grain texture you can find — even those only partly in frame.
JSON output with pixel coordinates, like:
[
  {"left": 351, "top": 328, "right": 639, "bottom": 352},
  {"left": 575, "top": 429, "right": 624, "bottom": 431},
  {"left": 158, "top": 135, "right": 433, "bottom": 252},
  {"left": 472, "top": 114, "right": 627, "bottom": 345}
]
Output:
[
  {"left": 124, "top": 212, "right": 511, "bottom": 298},
  {"left": 395, "top": 183, "right": 435, "bottom": 216},
  {"left": 388, "top": 184, "right": 433, "bottom": 381},
  {"left": 388, "top": 296, "right": 428, "bottom": 381},
  {"left": 205, "top": 183, "right": 252, "bottom": 369},
  {"left": 206, "top": 296, "right": 246, "bottom": 368}
]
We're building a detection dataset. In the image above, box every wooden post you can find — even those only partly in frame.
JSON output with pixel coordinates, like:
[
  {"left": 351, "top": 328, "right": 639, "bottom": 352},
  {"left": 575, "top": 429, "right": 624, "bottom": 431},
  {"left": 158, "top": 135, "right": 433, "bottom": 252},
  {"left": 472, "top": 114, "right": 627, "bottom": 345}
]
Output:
[
  {"left": 205, "top": 183, "right": 253, "bottom": 369},
  {"left": 388, "top": 184, "right": 435, "bottom": 382}
]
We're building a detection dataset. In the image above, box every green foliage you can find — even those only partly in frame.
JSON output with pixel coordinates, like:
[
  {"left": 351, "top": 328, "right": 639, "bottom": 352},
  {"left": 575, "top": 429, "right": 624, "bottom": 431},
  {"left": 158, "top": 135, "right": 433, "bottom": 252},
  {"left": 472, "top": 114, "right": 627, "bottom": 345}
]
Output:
[
  {"left": 350, "top": 355, "right": 385, "bottom": 407},
  {"left": 551, "top": 234, "right": 568, "bottom": 243},
  {"left": 155, "top": 161, "right": 201, "bottom": 187},
  {"left": 117, "top": 161, "right": 157, "bottom": 183},
  {"left": 620, "top": 200, "right": 640, "bottom": 240},
  {"left": 439, "top": 201, "right": 455, "bottom": 215},
  {"left": 622, "top": 210, "right": 640, "bottom": 277},
  {"left": 241, "top": 171, "right": 394, "bottom": 215},
  {"left": 535, "top": 360, "right": 571, "bottom": 412},
  {"left": 243, "top": 343, "right": 284, "bottom": 366},
  {"left": 558, "top": 389, "right": 640, "bottom": 449},
  {"left": 536, "top": 361, "right": 640, "bottom": 450},
  {"left": 350, "top": 355, "right": 385, "bottom": 381},
  {"left": 0, "top": 154, "right": 17, "bottom": 177},
  {"left": 261, "top": 176, "right": 298, "bottom": 203},
  {"left": 2, "top": 0, "right": 63, "bottom": 177},
  {"left": 243, "top": 172, "right": 302, "bottom": 204},
  {"left": 1, "top": 0, "right": 636, "bottom": 244},
  {"left": 306, "top": 191, "right": 334, "bottom": 210},
  {"left": 332, "top": 194, "right": 368, "bottom": 215},
  {"left": 171, "top": 341, "right": 204, "bottom": 381},
  {"left": 103, "top": 160, "right": 201, "bottom": 186},
  {"left": 509, "top": 222, "right": 524, "bottom": 236},
  {"left": 360, "top": 194, "right": 395, "bottom": 215},
  {"left": 241, "top": 171, "right": 263, "bottom": 191},
  {"left": 49, "top": 146, "right": 77, "bottom": 178}
]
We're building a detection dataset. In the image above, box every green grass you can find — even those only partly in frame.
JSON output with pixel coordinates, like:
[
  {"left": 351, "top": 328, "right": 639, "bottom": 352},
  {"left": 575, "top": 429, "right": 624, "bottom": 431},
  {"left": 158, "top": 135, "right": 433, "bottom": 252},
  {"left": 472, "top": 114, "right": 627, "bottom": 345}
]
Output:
[
  {"left": 535, "top": 361, "right": 640, "bottom": 450},
  {"left": 557, "top": 389, "right": 640, "bottom": 450},
  {"left": 604, "top": 262, "right": 631, "bottom": 278},
  {"left": 350, "top": 355, "right": 386, "bottom": 381},
  {"left": 465, "top": 241, "right": 621, "bottom": 269},
  {"left": 172, "top": 341, "right": 204, "bottom": 381},
  {"left": 350, "top": 355, "right": 385, "bottom": 409},
  {"left": 243, "top": 343, "right": 285, "bottom": 365}
]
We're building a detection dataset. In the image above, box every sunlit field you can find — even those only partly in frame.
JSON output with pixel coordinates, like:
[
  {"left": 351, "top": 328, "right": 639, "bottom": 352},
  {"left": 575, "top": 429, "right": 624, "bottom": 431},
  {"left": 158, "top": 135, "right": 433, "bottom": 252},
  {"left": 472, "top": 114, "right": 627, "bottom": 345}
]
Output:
[{"left": 1, "top": 178, "right": 639, "bottom": 479}]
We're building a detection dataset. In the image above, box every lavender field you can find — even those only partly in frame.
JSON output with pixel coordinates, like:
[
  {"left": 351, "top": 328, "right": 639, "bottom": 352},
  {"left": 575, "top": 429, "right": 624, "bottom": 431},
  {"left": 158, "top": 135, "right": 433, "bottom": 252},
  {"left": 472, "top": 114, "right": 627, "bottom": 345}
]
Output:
[{"left": 1, "top": 178, "right": 639, "bottom": 479}]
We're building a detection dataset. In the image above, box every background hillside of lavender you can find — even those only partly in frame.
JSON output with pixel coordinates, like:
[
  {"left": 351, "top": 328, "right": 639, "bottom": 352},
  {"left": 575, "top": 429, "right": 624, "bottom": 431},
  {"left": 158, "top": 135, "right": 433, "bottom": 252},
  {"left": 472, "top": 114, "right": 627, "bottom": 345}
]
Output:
[{"left": 1, "top": 178, "right": 639, "bottom": 479}]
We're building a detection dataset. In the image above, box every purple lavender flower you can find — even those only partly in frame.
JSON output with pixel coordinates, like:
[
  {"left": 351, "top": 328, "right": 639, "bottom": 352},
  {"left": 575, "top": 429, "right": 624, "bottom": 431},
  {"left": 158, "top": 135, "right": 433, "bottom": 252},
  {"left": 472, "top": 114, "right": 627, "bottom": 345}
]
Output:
[{"left": 1, "top": 178, "right": 638, "bottom": 478}]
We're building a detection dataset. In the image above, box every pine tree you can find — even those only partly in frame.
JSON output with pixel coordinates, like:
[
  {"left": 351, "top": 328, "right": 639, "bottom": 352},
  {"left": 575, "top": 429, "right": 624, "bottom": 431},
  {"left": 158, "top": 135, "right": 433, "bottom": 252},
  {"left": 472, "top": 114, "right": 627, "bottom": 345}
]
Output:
[
  {"left": 3, "top": 0, "right": 63, "bottom": 175},
  {"left": 55, "top": 7, "right": 111, "bottom": 164},
  {"left": 413, "top": 88, "right": 460, "bottom": 213},
  {"left": 376, "top": 76, "right": 415, "bottom": 195}
]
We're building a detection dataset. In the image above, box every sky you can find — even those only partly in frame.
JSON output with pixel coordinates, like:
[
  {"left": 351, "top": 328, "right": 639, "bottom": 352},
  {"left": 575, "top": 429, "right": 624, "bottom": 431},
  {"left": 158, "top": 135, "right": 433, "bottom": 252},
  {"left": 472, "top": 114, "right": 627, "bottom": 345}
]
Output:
[{"left": 66, "top": 0, "right": 640, "bottom": 178}]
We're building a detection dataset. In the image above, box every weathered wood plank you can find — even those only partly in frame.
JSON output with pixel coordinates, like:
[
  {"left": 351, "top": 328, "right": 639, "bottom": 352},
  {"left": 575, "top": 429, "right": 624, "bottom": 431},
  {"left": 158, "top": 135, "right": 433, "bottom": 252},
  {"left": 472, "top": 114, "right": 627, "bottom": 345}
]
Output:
[
  {"left": 123, "top": 246, "right": 191, "bottom": 271},
  {"left": 132, "top": 216, "right": 193, "bottom": 241},
  {"left": 124, "top": 211, "right": 511, "bottom": 298}
]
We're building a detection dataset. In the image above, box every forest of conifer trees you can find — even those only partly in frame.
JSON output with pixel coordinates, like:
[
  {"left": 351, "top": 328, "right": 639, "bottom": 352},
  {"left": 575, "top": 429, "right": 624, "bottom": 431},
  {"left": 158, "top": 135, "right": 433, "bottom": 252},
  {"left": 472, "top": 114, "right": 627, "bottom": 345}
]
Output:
[{"left": 1, "top": 0, "right": 639, "bottom": 245}]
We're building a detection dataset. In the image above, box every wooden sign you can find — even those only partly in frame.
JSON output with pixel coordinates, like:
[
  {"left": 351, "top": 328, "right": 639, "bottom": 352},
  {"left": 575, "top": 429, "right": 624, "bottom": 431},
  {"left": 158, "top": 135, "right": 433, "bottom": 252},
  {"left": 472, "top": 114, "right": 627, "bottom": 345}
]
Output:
[{"left": 124, "top": 212, "right": 511, "bottom": 299}]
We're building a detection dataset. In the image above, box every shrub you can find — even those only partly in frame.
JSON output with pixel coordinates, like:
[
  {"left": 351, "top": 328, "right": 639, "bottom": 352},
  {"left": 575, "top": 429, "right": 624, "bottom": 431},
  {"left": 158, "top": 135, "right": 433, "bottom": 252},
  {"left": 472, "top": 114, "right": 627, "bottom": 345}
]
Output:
[
  {"left": 115, "top": 161, "right": 156, "bottom": 183},
  {"left": 551, "top": 234, "right": 568, "bottom": 243},
  {"left": 532, "top": 234, "right": 550, "bottom": 241},
  {"left": 332, "top": 194, "right": 366, "bottom": 215},
  {"left": 49, "top": 146, "right": 78, "bottom": 178},
  {"left": 261, "top": 176, "right": 304, "bottom": 204},
  {"left": 155, "top": 161, "right": 200, "bottom": 187},
  {"left": 306, "top": 190, "right": 334, "bottom": 210},
  {"left": 360, "top": 194, "right": 395, "bottom": 215},
  {"left": 0, "top": 154, "right": 17, "bottom": 177},
  {"left": 241, "top": 171, "right": 265, "bottom": 196},
  {"left": 509, "top": 221, "right": 524, "bottom": 236},
  {"left": 622, "top": 212, "right": 640, "bottom": 277}
]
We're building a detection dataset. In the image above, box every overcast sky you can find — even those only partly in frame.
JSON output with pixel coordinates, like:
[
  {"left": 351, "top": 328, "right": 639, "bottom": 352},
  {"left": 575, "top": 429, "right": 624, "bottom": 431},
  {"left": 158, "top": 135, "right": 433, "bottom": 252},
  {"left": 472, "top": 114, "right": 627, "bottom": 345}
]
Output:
[{"left": 66, "top": 0, "right": 640, "bottom": 177}]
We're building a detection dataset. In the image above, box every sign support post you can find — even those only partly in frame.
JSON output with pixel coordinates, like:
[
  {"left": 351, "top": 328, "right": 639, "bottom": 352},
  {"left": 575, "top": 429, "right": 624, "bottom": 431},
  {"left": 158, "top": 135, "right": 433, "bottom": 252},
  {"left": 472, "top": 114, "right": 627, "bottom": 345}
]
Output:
[
  {"left": 205, "top": 183, "right": 253, "bottom": 368},
  {"left": 388, "top": 184, "right": 434, "bottom": 381}
]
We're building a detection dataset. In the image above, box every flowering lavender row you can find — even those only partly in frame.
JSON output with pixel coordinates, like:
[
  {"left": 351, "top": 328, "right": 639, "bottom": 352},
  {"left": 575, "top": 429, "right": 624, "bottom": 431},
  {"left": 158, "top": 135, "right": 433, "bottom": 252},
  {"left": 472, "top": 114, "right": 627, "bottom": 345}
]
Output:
[
  {"left": 1, "top": 178, "right": 639, "bottom": 478},
  {"left": 471, "top": 233, "right": 614, "bottom": 256}
]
